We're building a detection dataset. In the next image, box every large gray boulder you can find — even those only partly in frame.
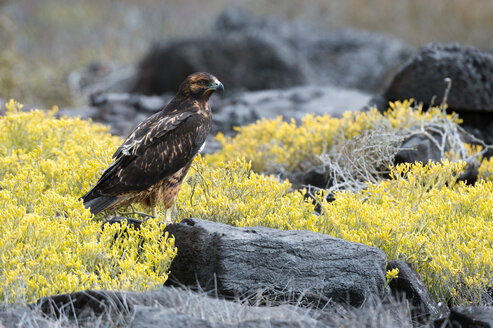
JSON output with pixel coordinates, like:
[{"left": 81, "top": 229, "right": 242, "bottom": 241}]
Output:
[
  {"left": 370, "top": 43, "right": 493, "bottom": 153},
  {"left": 164, "top": 218, "right": 387, "bottom": 307},
  {"left": 214, "top": 7, "right": 414, "bottom": 93},
  {"left": 131, "top": 32, "right": 312, "bottom": 95},
  {"left": 375, "top": 43, "right": 493, "bottom": 111},
  {"left": 36, "top": 288, "right": 324, "bottom": 328},
  {"left": 131, "top": 8, "right": 413, "bottom": 96}
]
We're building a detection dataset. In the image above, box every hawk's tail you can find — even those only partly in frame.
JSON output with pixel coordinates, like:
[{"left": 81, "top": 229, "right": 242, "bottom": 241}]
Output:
[{"left": 82, "top": 191, "right": 119, "bottom": 215}]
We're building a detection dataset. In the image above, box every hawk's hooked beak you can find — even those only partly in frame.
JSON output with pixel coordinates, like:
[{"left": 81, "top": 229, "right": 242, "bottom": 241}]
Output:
[{"left": 209, "top": 81, "right": 224, "bottom": 92}]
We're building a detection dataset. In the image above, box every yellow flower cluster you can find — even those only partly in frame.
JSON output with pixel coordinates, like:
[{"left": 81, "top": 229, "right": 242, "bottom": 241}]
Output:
[
  {"left": 386, "top": 268, "right": 400, "bottom": 284},
  {"left": 175, "top": 155, "right": 317, "bottom": 231},
  {"left": 208, "top": 100, "right": 462, "bottom": 174},
  {"left": 210, "top": 114, "right": 343, "bottom": 173},
  {"left": 479, "top": 156, "right": 493, "bottom": 182},
  {"left": 0, "top": 100, "right": 176, "bottom": 304},
  {"left": 315, "top": 160, "right": 493, "bottom": 305}
]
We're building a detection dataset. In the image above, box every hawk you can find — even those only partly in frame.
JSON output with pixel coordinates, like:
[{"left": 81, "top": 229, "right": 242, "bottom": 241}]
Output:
[{"left": 82, "top": 72, "right": 223, "bottom": 221}]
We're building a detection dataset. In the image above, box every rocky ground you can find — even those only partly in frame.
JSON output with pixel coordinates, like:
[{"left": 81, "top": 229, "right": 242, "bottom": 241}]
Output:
[
  {"left": 3, "top": 8, "right": 493, "bottom": 328},
  {"left": 1, "top": 219, "right": 492, "bottom": 327}
]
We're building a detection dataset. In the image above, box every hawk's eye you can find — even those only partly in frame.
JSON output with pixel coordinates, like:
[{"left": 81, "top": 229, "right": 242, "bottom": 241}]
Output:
[{"left": 199, "top": 79, "right": 208, "bottom": 86}]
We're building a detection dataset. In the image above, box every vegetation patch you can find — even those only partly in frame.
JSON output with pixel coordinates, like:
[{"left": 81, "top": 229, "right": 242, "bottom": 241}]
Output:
[
  {"left": 178, "top": 156, "right": 493, "bottom": 306},
  {"left": 210, "top": 100, "right": 491, "bottom": 195},
  {"left": 175, "top": 155, "right": 317, "bottom": 231},
  {"left": 184, "top": 101, "right": 493, "bottom": 306},
  {"left": 2, "top": 100, "right": 492, "bottom": 307},
  {"left": 316, "top": 161, "right": 493, "bottom": 305},
  {"left": 0, "top": 100, "right": 176, "bottom": 304}
]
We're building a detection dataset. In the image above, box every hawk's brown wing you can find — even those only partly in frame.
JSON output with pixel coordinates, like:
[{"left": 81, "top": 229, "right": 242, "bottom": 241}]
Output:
[
  {"left": 112, "top": 110, "right": 195, "bottom": 159},
  {"left": 84, "top": 109, "right": 208, "bottom": 199}
]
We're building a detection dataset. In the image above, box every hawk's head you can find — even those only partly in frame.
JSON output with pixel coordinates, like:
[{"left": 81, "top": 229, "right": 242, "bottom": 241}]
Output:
[{"left": 178, "top": 72, "right": 224, "bottom": 100}]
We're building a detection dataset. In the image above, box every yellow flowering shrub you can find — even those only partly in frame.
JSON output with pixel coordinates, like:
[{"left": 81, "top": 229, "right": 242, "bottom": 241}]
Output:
[
  {"left": 175, "top": 155, "right": 317, "bottom": 231},
  {"left": 479, "top": 156, "right": 493, "bottom": 182},
  {"left": 208, "top": 100, "right": 463, "bottom": 174},
  {"left": 0, "top": 100, "right": 177, "bottom": 304},
  {"left": 177, "top": 156, "right": 492, "bottom": 305},
  {"left": 4, "top": 97, "right": 491, "bottom": 307},
  {"left": 211, "top": 114, "right": 345, "bottom": 173},
  {"left": 314, "top": 160, "right": 493, "bottom": 305}
]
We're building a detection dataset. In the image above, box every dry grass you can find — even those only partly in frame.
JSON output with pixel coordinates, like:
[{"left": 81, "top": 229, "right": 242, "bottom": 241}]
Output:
[
  {"left": 319, "top": 92, "right": 491, "bottom": 195},
  {"left": 318, "top": 126, "right": 403, "bottom": 194},
  {"left": 2, "top": 287, "right": 418, "bottom": 328}
]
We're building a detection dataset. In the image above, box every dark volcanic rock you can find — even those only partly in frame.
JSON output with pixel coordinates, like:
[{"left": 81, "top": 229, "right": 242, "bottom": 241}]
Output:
[
  {"left": 394, "top": 134, "right": 443, "bottom": 165},
  {"left": 36, "top": 287, "right": 326, "bottom": 328},
  {"left": 289, "top": 166, "right": 330, "bottom": 191},
  {"left": 38, "top": 290, "right": 131, "bottom": 325},
  {"left": 379, "top": 43, "right": 493, "bottom": 111},
  {"left": 371, "top": 43, "right": 493, "bottom": 152},
  {"left": 435, "top": 306, "right": 493, "bottom": 328},
  {"left": 132, "top": 32, "right": 312, "bottom": 95},
  {"left": 4, "top": 286, "right": 419, "bottom": 327},
  {"left": 103, "top": 216, "right": 144, "bottom": 230},
  {"left": 394, "top": 133, "right": 479, "bottom": 184},
  {"left": 164, "top": 218, "right": 387, "bottom": 307},
  {"left": 387, "top": 261, "right": 447, "bottom": 324}
]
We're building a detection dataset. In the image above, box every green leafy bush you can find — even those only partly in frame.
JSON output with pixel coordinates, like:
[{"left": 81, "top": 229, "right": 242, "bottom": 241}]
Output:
[{"left": 0, "top": 100, "right": 176, "bottom": 304}]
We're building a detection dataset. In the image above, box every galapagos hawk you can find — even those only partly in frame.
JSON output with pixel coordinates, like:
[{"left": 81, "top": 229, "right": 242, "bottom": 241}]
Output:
[{"left": 82, "top": 72, "right": 223, "bottom": 221}]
